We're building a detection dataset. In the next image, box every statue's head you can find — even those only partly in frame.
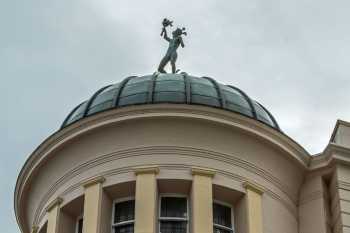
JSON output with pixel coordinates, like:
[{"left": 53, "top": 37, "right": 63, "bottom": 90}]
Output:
[{"left": 172, "top": 27, "right": 187, "bottom": 37}]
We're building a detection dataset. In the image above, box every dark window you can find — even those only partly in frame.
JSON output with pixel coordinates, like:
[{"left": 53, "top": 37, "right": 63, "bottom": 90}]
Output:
[
  {"left": 115, "top": 225, "right": 134, "bottom": 233},
  {"left": 213, "top": 203, "right": 233, "bottom": 233},
  {"left": 161, "top": 197, "right": 187, "bottom": 218},
  {"left": 160, "top": 221, "right": 187, "bottom": 233},
  {"left": 213, "top": 228, "right": 232, "bottom": 233},
  {"left": 159, "top": 197, "right": 187, "bottom": 233},
  {"left": 113, "top": 200, "right": 135, "bottom": 233},
  {"left": 77, "top": 218, "right": 83, "bottom": 233}
]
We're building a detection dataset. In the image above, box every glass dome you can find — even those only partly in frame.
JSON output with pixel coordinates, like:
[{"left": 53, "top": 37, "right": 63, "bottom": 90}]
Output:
[{"left": 61, "top": 74, "right": 280, "bottom": 131}]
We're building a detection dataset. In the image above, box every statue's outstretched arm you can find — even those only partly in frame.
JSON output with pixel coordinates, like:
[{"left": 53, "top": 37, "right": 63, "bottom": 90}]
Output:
[
  {"left": 162, "top": 28, "right": 171, "bottom": 42},
  {"left": 180, "top": 37, "right": 185, "bottom": 48}
]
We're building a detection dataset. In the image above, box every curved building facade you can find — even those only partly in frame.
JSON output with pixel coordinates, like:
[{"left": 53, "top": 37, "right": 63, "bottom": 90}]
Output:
[{"left": 15, "top": 74, "right": 350, "bottom": 233}]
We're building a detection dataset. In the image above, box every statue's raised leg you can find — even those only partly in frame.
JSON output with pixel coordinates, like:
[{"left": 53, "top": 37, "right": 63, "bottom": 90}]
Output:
[
  {"left": 170, "top": 53, "right": 178, "bottom": 74},
  {"left": 158, "top": 55, "right": 170, "bottom": 73}
]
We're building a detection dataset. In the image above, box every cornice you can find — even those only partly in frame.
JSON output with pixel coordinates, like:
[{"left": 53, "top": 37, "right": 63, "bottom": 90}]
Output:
[
  {"left": 15, "top": 104, "right": 310, "bottom": 233},
  {"left": 310, "top": 143, "right": 350, "bottom": 170},
  {"left": 325, "top": 143, "right": 350, "bottom": 157},
  {"left": 330, "top": 119, "right": 350, "bottom": 143}
]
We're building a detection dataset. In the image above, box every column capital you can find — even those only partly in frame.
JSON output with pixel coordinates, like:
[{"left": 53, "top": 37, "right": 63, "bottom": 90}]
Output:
[
  {"left": 134, "top": 166, "right": 159, "bottom": 175},
  {"left": 82, "top": 176, "right": 106, "bottom": 188},
  {"left": 191, "top": 167, "right": 216, "bottom": 178},
  {"left": 243, "top": 181, "right": 264, "bottom": 195},
  {"left": 46, "top": 197, "right": 63, "bottom": 212}
]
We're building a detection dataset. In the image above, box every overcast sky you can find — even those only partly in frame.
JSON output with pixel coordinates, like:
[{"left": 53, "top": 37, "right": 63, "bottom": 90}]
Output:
[{"left": 1, "top": 1, "right": 350, "bottom": 233}]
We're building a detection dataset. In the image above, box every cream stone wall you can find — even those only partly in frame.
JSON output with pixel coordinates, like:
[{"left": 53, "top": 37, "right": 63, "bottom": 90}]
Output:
[{"left": 263, "top": 193, "right": 298, "bottom": 233}]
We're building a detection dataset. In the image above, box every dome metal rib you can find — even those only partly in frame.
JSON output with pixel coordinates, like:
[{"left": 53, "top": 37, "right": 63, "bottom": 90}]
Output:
[{"left": 83, "top": 85, "right": 113, "bottom": 117}]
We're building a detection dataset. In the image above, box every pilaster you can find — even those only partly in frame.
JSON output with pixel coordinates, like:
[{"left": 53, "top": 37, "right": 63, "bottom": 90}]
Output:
[
  {"left": 191, "top": 167, "right": 216, "bottom": 233},
  {"left": 82, "top": 176, "right": 106, "bottom": 233},
  {"left": 134, "top": 166, "right": 159, "bottom": 233},
  {"left": 46, "top": 198, "right": 63, "bottom": 233},
  {"left": 243, "top": 181, "right": 264, "bottom": 233}
]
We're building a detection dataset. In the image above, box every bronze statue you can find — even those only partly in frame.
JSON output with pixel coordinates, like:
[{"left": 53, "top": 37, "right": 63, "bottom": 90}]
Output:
[{"left": 158, "top": 18, "right": 187, "bottom": 73}]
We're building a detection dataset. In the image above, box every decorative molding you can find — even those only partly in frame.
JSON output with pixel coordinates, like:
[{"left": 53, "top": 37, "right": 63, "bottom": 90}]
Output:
[
  {"left": 81, "top": 176, "right": 106, "bottom": 188},
  {"left": 134, "top": 166, "right": 159, "bottom": 175},
  {"left": 191, "top": 167, "right": 216, "bottom": 177},
  {"left": 243, "top": 181, "right": 265, "bottom": 195},
  {"left": 45, "top": 197, "right": 63, "bottom": 213},
  {"left": 34, "top": 146, "right": 298, "bottom": 207}
]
